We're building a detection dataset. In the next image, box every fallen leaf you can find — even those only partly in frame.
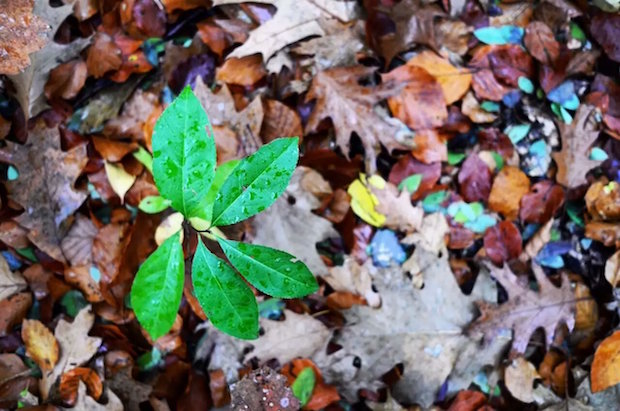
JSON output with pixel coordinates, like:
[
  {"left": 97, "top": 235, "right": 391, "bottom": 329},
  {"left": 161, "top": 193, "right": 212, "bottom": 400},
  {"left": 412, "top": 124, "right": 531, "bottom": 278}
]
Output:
[
  {"left": 41, "top": 306, "right": 102, "bottom": 399},
  {"left": 505, "top": 357, "right": 540, "bottom": 403},
  {"left": 261, "top": 99, "right": 302, "bottom": 144},
  {"left": 488, "top": 166, "right": 531, "bottom": 220},
  {"left": 86, "top": 32, "right": 122, "bottom": 78},
  {"left": 64, "top": 266, "right": 104, "bottom": 303},
  {"left": 213, "top": 0, "right": 358, "bottom": 62},
  {"left": 323, "top": 258, "right": 380, "bottom": 308},
  {"left": 458, "top": 153, "right": 493, "bottom": 203},
  {"left": 107, "top": 366, "right": 152, "bottom": 411},
  {"left": 383, "top": 65, "right": 448, "bottom": 130},
  {"left": 60, "top": 215, "right": 98, "bottom": 268},
  {"left": 21, "top": 319, "right": 59, "bottom": 372},
  {"left": 252, "top": 167, "right": 337, "bottom": 277},
  {"left": 305, "top": 65, "right": 414, "bottom": 173},
  {"left": 483, "top": 221, "right": 523, "bottom": 265},
  {"left": 209, "top": 369, "right": 230, "bottom": 407},
  {"left": 524, "top": 22, "right": 560, "bottom": 66},
  {"left": 0, "top": 0, "right": 49, "bottom": 75},
  {"left": 92, "top": 223, "right": 130, "bottom": 288},
  {"left": 411, "top": 130, "right": 448, "bottom": 164},
  {"left": 590, "top": 13, "right": 620, "bottom": 63},
  {"left": 575, "top": 282, "right": 598, "bottom": 332},
  {"left": 216, "top": 55, "right": 267, "bottom": 86},
  {"left": 520, "top": 218, "right": 554, "bottom": 262},
  {"left": 405, "top": 50, "right": 472, "bottom": 105},
  {"left": 585, "top": 180, "right": 620, "bottom": 221},
  {"left": 281, "top": 359, "right": 340, "bottom": 411},
  {"left": 591, "top": 330, "right": 620, "bottom": 392},
  {"left": 552, "top": 105, "right": 602, "bottom": 188},
  {"left": 44, "top": 59, "right": 88, "bottom": 101},
  {"left": 519, "top": 181, "right": 565, "bottom": 224},
  {"left": 585, "top": 221, "right": 620, "bottom": 248},
  {"left": 104, "top": 162, "right": 136, "bottom": 203},
  {"left": 469, "top": 262, "right": 575, "bottom": 354},
  {"left": 605, "top": 250, "right": 620, "bottom": 288},
  {"left": 369, "top": 176, "right": 424, "bottom": 233},
  {"left": 7, "top": 0, "right": 91, "bottom": 118},
  {"left": 92, "top": 137, "right": 139, "bottom": 163},
  {"left": 462, "top": 91, "right": 498, "bottom": 123},
  {"left": 59, "top": 367, "right": 103, "bottom": 406},
  {"left": 0, "top": 122, "right": 88, "bottom": 263},
  {"left": 103, "top": 89, "right": 160, "bottom": 144},
  {"left": 314, "top": 250, "right": 507, "bottom": 407},
  {"left": 62, "top": 381, "right": 123, "bottom": 411},
  {"left": 0, "top": 293, "right": 32, "bottom": 336},
  {"left": 0, "top": 354, "right": 30, "bottom": 406},
  {"left": 0, "top": 254, "right": 27, "bottom": 300}
]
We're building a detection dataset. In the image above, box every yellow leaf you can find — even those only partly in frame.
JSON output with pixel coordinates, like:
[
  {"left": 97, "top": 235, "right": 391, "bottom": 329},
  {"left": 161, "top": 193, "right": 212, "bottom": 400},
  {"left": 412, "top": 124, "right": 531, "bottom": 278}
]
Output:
[
  {"left": 347, "top": 175, "right": 385, "bottom": 227},
  {"left": 21, "top": 319, "right": 59, "bottom": 372},
  {"left": 104, "top": 162, "right": 136, "bottom": 203},
  {"left": 155, "top": 212, "right": 184, "bottom": 246}
]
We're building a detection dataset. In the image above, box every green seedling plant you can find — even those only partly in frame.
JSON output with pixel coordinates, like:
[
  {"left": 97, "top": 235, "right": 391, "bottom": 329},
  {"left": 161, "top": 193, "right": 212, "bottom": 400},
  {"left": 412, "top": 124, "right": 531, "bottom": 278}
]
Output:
[{"left": 131, "top": 86, "right": 318, "bottom": 340}]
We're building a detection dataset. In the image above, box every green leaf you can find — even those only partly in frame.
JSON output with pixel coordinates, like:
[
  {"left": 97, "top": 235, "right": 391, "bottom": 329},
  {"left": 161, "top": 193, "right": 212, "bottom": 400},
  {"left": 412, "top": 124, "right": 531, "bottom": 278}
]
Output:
[
  {"left": 152, "top": 86, "right": 216, "bottom": 218},
  {"left": 192, "top": 241, "right": 258, "bottom": 340},
  {"left": 138, "top": 195, "right": 171, "bottom": 214},
  {"left": 292, "top": 367, "right": 316, "bottom": 407},
  {"left": 211, "top": 138, "right": 298, "bottom": 226},
  {"left": 218, "top": 238, "right": 318, "bottom": 298},
  {"left": 398, "top": 174, "right": 422, "bottom": 193},
  {"left": 131, "top": 232, "right": 184, "bottom": 340},
  {"left": 133, "top": 146, "right": 153, "bottom": 173},
  {"left": 196, "top": 159, "right": 240, "bottom": 223}
]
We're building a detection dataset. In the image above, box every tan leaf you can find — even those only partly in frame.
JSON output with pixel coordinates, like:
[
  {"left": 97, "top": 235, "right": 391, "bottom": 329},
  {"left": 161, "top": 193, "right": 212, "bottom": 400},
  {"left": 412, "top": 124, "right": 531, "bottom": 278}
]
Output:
[
  {"left": 488, "top": 166, "right": 531, "bottom": 221},
  {"left": 64, "top": 266, "right": 104, "bottom": 303},
  {"left": 552, "top": 105, "right": 602, "bottom": 188},
  {"left": 505, "top": 357, "right": 540, "bottom": 403},
  {"left": 0, "top": 293, "right": 32, "bottom": 336},
  {"left": 324, "top": 258, "right": 381, "bottom": 307},
  {"left": 44, "top": 59, "right": 87, "bottom": 100},
  {"left": 370, "top": 179, "right": 423, "bottom": 233},
  {"left": 104, "top": 162, "right": 136, "bottom": 203},
  {"left": 61, "top": 381, "right": 123, "bottom": 411},
  {"left": 605, "top": 250, "right": 620, "bottom": 288},
  {"left": 0, "top": 0, "right": 49, "bottom": 75},
  {"left": 92, "top": 137, "right": 138, "bottom": 163},
  {"left": 0, "top": 254, "right": 27, "bottom": 300},
  {"left": 61, "top": 215, "right": 98, "bottom": 267},
  {"left": 591, "top": 330, "right": 620, "bottom": 393},
  {"left": 0, "top": 354, "right": 30, "bottom": 404},
  {"left": 155, "top": 213, "right": 184, "bottom": 246},
  {"left": 520, "top": 218, "right": 554, "bottom": 262},
  {"left": 524, "top": 22, "right": 560, "bottom": 66},
  {"left": 0, "top": 122, "right": 88, "bottom": 263},
  {"left": 21, "top": 319, "right": 59, "bottom": 372},
  {"left": 261, "top": 99, "right": 302, "bottom": 144},
  {"left": 305, "top": 66, "right": 414, "bottom": 173},
  {"left": 212, "top": 0, "right": 359, "bottom": 62},
  {"left": 585, "top": 180, "right": 620, "bottom": 221}
]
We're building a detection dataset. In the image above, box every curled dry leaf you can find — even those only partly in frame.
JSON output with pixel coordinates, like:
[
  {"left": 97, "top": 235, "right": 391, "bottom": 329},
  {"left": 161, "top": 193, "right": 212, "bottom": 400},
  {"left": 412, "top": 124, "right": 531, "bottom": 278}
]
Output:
[
  {"left": 0, "top": 293, "right": 32, "bottom": 336},
  {"left": 524, "top": 22, "right": 560, "bottom": 66},
  {"left": 86, "top": 32, "right": 122, "bottom": 78},
  {"left": 21, "top": 319, "right": 59, "bottom": 372},
  {"left": 59, "top": 367, "right": 103, "bottom": 406},
  {"left": 44, "top": 59, "right": 88, "bottom": 101},
  {"left": 505, "top": 357, "right": 540, "bottom": 403},
  {"left": 216, "top": 55, "right": 267, "bottom": 87},
  {"left": 488, "top": 166, "right": 531, "bottom": 221},
  {"left": 261, "top": 99, "right": 302, "bottom": 144},
  {"left": 411, "top": 130, "right": 448, "bottom": 164},
  {"left": 483, "top": 221, "right": 523, "bottom": 265},
  {"left": 519, "top": 181, "right": 565, "bottom": 224},
  {"left": 591, "top": 330, "right": 620, "bottom": 393},
  {"left": 383, "top": 65, "right": 448, "bottom": 130},
  {"left": 324, "top": 258, "right": 381, "bottom": 307}
]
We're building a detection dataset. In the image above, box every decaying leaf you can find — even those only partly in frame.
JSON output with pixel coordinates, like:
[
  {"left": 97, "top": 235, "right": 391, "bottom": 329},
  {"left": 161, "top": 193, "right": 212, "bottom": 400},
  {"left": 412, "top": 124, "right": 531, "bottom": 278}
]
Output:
[
  {"left": 605, "top": 250, "right": 620, "bottom": 288},
  {"left": 252, "top": 167, "right": 338, "bottom": 277},
  {"left": 0, "top": 254, "right": 26, "bottom": 300},
  {"left": 0, "top": 293, "right": 32, "bottom": 336},
  {"left": 7, "top": 0, "right": 91, "bottom": 118},
  {"left": 0, "top": 122, "right": 88, "bottom": 263},
  {"left": 61, "top": 381, "right": 123, "bottom": 411},
  {"left": 305, "top": 66, "right": 414, "bottom": 172},
  {"left": 213, "top": 0, "right": 358, "bottom": 62},
  {"left": 552, "top": 105, "right": 602, "bottom": 188},
  {"left": 369, "top": 177, "right": 423, "bottom": 233},
  {"left": 591, "top": 330, "right": 620, "bottom": 393},
  {"left": 524, "top": 22, "right": 560, "bottom": 66},
  {"left": 21, "top": 319, "right": 59, "bottom": 372},
  {"left": 469, "top": 263, "right": 575, "bottom": 354},
  {"left": 314, "top": 250, "right": 507, "bottom": 407},
  {"left": 488, "top": 166, "right": 531, "bottom": 221},
  {"left": 505, "top": 357, "right": 540, "bottom": 403},
  {"left": 60, "top": 215, "right": 98, "bottom": 267},
  {"left": 323, "top": 258, "right": 381, "bottom": 308}
]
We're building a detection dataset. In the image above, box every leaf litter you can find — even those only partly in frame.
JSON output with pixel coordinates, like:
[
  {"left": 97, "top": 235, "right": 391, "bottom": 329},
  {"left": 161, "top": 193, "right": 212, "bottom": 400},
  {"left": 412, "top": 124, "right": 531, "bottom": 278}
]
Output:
[{"left": 0, "top": 0, "right": 619, "bottom": 409}]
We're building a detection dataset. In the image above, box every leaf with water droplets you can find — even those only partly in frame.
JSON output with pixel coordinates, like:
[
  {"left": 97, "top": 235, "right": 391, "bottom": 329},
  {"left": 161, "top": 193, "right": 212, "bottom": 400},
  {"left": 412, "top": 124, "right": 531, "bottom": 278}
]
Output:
[
  {"left": 192, "top": 241, "right": 258, "bottom": 339},
  {"left": 152, "top": 85, "right": 216, "bottom": 218},
  {"left": 130, "top": 232, "right": 184, "bottom": 340},
  {"left": 218, "top": 238, "right": 318, "bottom": 298},
  {"left": 211, "top": 138, "right": 298, "bottom": 226}
]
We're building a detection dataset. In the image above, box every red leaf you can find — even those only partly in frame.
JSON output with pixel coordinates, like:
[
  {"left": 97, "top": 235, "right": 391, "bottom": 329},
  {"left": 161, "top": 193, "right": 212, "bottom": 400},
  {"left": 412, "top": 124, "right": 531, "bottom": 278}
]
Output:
[
  {"left": 458, "top": 154, "right": 492, "bottom": 203},
  {"left": 483, "top": 221, "right": 522, "bottom": 265}
]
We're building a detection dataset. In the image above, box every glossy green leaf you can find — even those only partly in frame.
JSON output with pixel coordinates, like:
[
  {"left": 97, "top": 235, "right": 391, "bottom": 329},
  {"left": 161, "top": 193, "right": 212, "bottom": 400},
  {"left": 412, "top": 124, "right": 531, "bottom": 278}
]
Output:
[
  {"left": 131, "top": 232, "right": 184, "bottom": 340},
  {"left": 211, "top": 138, "right": 298, "bottom": 226},
  {"left": 152, "top": 86, "right": 216, "bottom": 218},
  {"left": 218, "top": 238, "right": 318, "bottom": 298},
  {"left": 194, "top": 159, "right": 240, "bottom": 223},
  {"left": 138, "top": 195, "right": 171, "bottom": 214},
  {"left": 191, "top": 241, "right": 258, "bottom": 340},
  {"left": 292, "top": 367, "right": 316, "bottom": 406}
]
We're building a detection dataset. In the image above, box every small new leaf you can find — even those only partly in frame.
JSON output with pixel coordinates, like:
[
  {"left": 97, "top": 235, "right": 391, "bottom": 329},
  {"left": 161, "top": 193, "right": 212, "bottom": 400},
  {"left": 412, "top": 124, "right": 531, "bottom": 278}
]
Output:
[
  {"left": 131, "top": 232, "right": 185, "bottom": 340},
  {"left": 152, "top": 86, "right": 216, "bottom": 218},
  {"left": 192, "top": 241, "right": 259, "bottom": 340},
  {"left": 211, "top": 138, "right": 298, "bottom": 226},
  {"left": 218, "top": 239, "right": 318, "bottom": 298}
]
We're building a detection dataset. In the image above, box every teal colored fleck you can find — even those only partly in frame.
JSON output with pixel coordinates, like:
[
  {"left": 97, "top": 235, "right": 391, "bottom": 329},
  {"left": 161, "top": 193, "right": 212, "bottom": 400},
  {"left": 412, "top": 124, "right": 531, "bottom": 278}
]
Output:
[
  {"left": 566, "top": 201, "right": 584, "bottom": 227},
  {"left": 423, "top": 190, "right": 447, "bottom": 213},
  {"left": 518, "top": 77, "right": 534, "bottom": 94},
  {"left": 258, "top": 298, "right": 285, "bottom": 319},
  {"left": 398, "top": 174, "right": 423, "bottom": 194},
  {"left": 480, "top": 101, "right": 500, "bottom": 112},
  {"left": 474, "top": 26, "right": 524, "bottom": 45},
  {"left": 590, "top": 147, "right": 608, "bottom": 161},
  {"left": 581, "top": 238, "right": 592, "bottom": 249},
  {"left": 89, "top": 266, "right": 102, "bottom": 282},
  {"left": 137, "top": 348, "right": 163, "bottom": 371},
  {"left": 505, "top": 124, "right": 531, "bottom": 144},
  {"left": 465, "top": 214, "right": 497, "bottom": 233},
  {"left": 529, "top": 140, "right": 547, "bottom": 157},
  {"left": 548, "top": 81, "right": 580, "bottom": 110},
  {"left": 7, "top": 165, "right": 18, "bottom": 180}
]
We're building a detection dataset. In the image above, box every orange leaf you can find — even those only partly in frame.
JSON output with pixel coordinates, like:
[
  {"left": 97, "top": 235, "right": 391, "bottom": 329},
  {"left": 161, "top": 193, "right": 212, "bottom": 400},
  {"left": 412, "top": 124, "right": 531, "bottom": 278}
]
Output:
[
  {"left": 405, "top": 51, "right": 472, "bottom": 104},
  {"left": 216, "top": 55, "right": 266, "bottom": 87},
  {"left": 44, "top": 59, "right": 88, "bottom": 101},
  {"left": 21, "top": 319, "right": 59, "bottom": 372},
  {"left": 488, "top": 166, "right": 531, "bottom": 221},
  {"left": 59, "top": 367, "right": 103, "bottom": 406},
  {"left": 411, "top": 129, "right": 448, "bottom": 164},
  {"left": 281, "top": 359, "right": 340, "bottom": 410},
  {"left": 591, "top": 330, "right": 620, "bottom": 392}
]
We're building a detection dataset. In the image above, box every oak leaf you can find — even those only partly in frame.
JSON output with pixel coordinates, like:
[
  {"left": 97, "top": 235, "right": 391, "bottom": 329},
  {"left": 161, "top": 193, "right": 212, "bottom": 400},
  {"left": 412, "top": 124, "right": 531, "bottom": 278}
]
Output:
[
  {"left": 0, "top": 0, "right": 49, "bottom": 75},
  {"left": 552, "top": 105, "right": 602, "bottom": 188},
  {"left": 0, "top": 123, "right": 88, "bottom": 263},
  {"left": 7, "top": 0, "right": 91, "bottom": 118},
  {"left": 469, "top": 263, "right": 575, "bottom": 354},
  {"left": 213, "top": 0, "right": 358, "bottom": 62},
  {"left": 305, "top": 66, "right": 414, "bottom": 172}
]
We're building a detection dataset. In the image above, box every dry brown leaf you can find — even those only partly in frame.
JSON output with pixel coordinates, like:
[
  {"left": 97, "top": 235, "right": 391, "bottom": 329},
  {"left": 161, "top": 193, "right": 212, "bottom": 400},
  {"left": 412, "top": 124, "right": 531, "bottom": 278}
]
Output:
[
  {"left": 574, "top": 283, "right": 598, "bottom": 331},
  {"left": 44, "top": 59, "right": 87, "bottom": 101},
  {"left": 411, "top": 130, "right": 448, "bottom": 164},
  {"left": 585, "top": 180, "right": 620, "bottom": 221},
  {"left": 0, "top": 254, "right": 26, "bottom": 301},
  {"left": 213, "top": 0, "right": 358, "bottom": 62},
  {"left": 591, "top": 330, "right": 620, "bottom": 393},
  {"left": 0, "top": 221, "right": 29, "bottom": 249},
  {"left": 92, "top": 137, "right": 139, "bottom": 163},
  {"left": 520, "top": 219, "right": 554, "bottom": 262},
  {"left": 0, "top": 0, "right": 49, "bottom": 75},
  {"left": 61, "top": 215, "right": 98, "bottom": 267},
  {"left": 552, "top": 105, "right": 602, "bottom": 188},
  {"left": 22, "top": 319, "right": 58, "bottom": 372},
  {"left": 605, "top": 250, "right": 620, "bottom": 288},
  {"left": 488, "top": 166, "right": 531, "bottom": 220},
  {"left": 306, "top": 66, "right": 414, "bottom": 173},
  {"left": 524, "top": 22, "right": 560, "bottom": 66},
  {"left": 0, "top": 122, "right": 88, "bottom": 263},
  {"left": 469, "top": 263, "right": 575, "bottom": 354},
  {"left": 435, "top": 20, "right": 472, "bottom": 58},
  {"left": 0, "top": 354, "right": 30, "bottom": 406},
  {"left": 585, "top": 221, "right": 620, "bottom": 248},
  {"left": 261, "top": 99, "right": 302, "bottom": 144},
  {"left": 216, "top": 55, "right": 266, "bottom": 86},
  {"left": 462, "top": 91, "right": 497, "bottom": 123},
  {"left": 370, "top": 179, "right": 423, "bottom": 233},
  {"left": 103, "top": 89, "right": 160, "bottom": 144},
  {"left": 59, "top": 367, "right": 103, "bottom": 406},
  {"left": 62, "top": 381, "right": 123, "bottom": 411},
  {"left": 505, "top": 357, "right": 540, "bottom": 403},
  {"left": 324, "top": 258, "right": 380, "bottom": 307},
  {"left": 64, "top": 266, "right": 104, "bottom": 303},
  {"left": 0, "top": 293, "right": 32, "bottom": 336}
]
